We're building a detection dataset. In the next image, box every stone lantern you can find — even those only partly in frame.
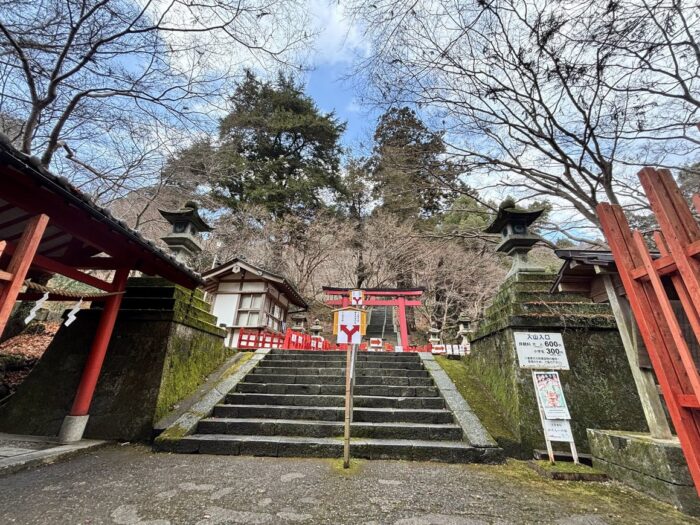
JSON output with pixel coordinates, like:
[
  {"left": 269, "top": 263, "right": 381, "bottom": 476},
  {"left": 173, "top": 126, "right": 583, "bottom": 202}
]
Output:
[
  {"left": 484, "top": 198, "right": 545, "bottom": 277},
  {"left": 428, "top": 323, "right": 442, "bottom": 346},
  {"left": 456, "top": 311, "right": 473, "bottom": 352},
  {"left": 309, "top": 318, "right": 323, "bottom": 338},
  {"left": 290, "top": 312, "right": 307, "bottom": 332},
  {"left": 159, "top": 201, "right": 212, "bottom": 263}
]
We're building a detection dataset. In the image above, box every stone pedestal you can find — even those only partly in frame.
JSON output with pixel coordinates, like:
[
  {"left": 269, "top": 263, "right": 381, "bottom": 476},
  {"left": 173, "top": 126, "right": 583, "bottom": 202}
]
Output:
[
  {"left": 0, "top": 277, "right": 227, "bottom": 441},
  {"left": 469, "top": 272, "right": 647, "bottom": 457},
  {"left": 588, "top": 429, "right": 699, "bottom": 516}
]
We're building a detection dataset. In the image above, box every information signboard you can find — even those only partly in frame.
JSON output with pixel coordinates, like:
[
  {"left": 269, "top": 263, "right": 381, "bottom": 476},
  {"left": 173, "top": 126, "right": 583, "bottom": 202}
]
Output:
[
  {"left": 514, "top": 332, "right": 569, "bottom": 370},
  {"left": 543, "top": 419, "right": 574, "bottom": 442},
  {"left": 350, "top": 290, "right": 364, "bottom": 306},
  {"left": 533, "top": 371, "right": 571, "bottom": 420}
]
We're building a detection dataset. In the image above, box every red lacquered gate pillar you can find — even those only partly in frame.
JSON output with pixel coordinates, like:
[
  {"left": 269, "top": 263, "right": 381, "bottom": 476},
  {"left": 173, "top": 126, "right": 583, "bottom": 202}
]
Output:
[{"left": 58, "top": 268, "right": 130, "bottom": 443}]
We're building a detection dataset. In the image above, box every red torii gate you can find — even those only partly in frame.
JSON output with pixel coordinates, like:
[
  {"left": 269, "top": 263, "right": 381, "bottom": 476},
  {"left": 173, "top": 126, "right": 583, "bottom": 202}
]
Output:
[{"left": 322, "top": 287, "right": 423, "bottom": 348}]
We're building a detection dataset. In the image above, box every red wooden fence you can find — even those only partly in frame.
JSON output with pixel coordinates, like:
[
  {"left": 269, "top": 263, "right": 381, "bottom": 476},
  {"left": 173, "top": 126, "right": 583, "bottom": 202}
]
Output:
[
  {"left": 236, "top": 327, "right": 435, "bottom": 353},
  {"left": 597, "top": 167, "right": 700, "bottom": 496}
]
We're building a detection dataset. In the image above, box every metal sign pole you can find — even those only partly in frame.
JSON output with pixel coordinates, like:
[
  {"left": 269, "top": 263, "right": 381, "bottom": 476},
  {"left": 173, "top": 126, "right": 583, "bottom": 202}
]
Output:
[{"left": 343, "top": 343, "right": 356, "bottom": 468}]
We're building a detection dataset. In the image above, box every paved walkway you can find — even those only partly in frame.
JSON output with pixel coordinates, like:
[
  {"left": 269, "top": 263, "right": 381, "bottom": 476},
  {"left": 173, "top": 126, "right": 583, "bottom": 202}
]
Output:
[
  {"left": 0, "top": 444, "right": 697, "bottom": 524},
  {"left": 0, "top": 432, "right": 105, "bottom": 475}
]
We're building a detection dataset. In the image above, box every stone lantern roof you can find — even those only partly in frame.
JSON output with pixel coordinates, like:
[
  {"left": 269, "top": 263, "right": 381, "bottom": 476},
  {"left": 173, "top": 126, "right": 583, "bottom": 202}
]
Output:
[
  {"left": 484, "top": 198, "right": 544, "bottom": 235},
  {"left": 159, "top": 201, "right": 213, "bottom": 233},
  {"left": 484, "top": 198, "right": 545, "bottom": 276},
  {"left": 158, "top": 201, "right": 212, "bottom": 262}
]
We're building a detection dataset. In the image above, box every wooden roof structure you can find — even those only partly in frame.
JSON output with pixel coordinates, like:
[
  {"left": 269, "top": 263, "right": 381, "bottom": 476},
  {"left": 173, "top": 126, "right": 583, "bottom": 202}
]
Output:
[
  {"left": 0, "top": 132, "right": 203, "bottom": 439},
  {"left": 0, "top": 133, "right": 202, "bottom": 290},
  {"left": 203, "top": 257, "right": 308, "bottom": 309}
]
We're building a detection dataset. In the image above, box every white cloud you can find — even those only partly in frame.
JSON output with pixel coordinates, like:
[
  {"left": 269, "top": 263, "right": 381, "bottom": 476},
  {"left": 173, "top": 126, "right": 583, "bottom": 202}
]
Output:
[{"left": 308, "top": 0, "right": 370, "bottom": 66}]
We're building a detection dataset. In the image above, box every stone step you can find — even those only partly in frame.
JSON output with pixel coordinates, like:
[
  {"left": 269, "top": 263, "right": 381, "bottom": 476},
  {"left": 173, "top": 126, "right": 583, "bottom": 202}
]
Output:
[
  {"left": 213, "top": 404, "right": 455, "bottom": 424},
  {"left": 235, "top": 382, "right": 439, "bottom": 397},
  {"left": 168, "top": 434, "right": 491, "bottom": 463},
  {"left": 257, "top": 360, "right": 424, "bottom": 370},
  {"left": 226, "top": 393, "right": 446, "bottom": 409},
  {"left": 197, "top": 418, "right": 463, "bottom": 441},
  {"left": 251, "top": 367, "right": 429, "bottom": 378},
  {"left": 244, "top": 374, "right": 434, "bottom": 387}
]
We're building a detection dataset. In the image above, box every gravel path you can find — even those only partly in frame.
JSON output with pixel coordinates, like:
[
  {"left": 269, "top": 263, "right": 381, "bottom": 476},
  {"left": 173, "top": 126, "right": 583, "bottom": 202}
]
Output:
[{"left": 0, "top": 444, "right": 696, "bottom": 525}]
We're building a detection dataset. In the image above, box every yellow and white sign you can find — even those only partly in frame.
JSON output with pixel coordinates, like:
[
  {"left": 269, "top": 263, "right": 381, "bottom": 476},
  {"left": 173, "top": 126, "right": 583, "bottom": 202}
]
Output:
[
  {"left": 336, "top": 309, "right": 362, "bottom": 344},
  {"left": 350, "top": 289, "right": 364, "bottom": 306}
]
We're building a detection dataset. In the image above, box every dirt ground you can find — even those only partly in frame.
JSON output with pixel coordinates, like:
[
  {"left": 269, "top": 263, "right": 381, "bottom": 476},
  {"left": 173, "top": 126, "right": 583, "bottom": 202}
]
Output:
[{"left": 0, "top": 444, "right": 697, "bottom": 524}]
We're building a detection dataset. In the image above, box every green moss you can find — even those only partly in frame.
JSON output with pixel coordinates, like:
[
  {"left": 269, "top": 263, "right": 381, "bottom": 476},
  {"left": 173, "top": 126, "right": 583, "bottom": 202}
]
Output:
[
  {"left": 154, "top": 326, "right": 230, "bottom": 422},
  {"left": 531, "top": 460, "right": 604, "bottom": 475},
  {"left": 156, "top": 352, "right": 253, "bottom": 440},
  {"left": 328, "top": 458, "right": 364, "bottom": 476},
  {"left": 435, "top": 355, "right": 520, "bottom": 455},
  {"left": 470, "top": 460, "right": 697, "bottom": 523}
]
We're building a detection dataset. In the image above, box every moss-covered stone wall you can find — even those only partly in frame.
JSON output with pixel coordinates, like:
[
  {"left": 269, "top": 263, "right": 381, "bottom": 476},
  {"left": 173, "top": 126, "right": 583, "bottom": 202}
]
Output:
[
  {"left": 154, "top": 323, "right": 228, "bottom": 422},
  {"left": 0, "top": 277, "right": 228, "bottom": 441},
  {"left": 470, "top": 272, "right": 647, "bottom": 457}
]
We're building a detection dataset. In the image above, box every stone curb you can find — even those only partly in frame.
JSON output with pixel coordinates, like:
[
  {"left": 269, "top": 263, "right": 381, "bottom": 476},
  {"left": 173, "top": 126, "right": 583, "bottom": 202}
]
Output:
[
  {"left": 0, "top": 435, "right": 109, "bottom": 477},
  {"left": 154, "top": 349, "right": 269, "bottom": 447},
  {"left": 418, "top": 352, "right": 500, "bottom": 451}
]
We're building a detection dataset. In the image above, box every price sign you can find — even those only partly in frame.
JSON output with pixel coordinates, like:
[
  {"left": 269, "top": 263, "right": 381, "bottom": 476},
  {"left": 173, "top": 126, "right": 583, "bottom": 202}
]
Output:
[{"left": 514, "top": 332, "right": 569, "bottom": 370}]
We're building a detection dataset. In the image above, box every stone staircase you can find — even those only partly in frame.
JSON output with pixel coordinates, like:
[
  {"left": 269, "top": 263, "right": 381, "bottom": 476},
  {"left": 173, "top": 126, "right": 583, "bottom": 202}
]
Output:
[
  {"left": 163, "top": 349, "right": 501, "bottom": 463},
  {"left": 366, "top": 307, "right": 398, "bottom": 346}
]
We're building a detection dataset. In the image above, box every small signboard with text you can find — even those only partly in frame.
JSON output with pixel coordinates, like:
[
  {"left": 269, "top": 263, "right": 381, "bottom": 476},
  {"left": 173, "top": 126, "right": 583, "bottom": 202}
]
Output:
[
  {"left": 333, "top": 308, "right": 366, "bottom": 345},
  {"left": 514, "top": 332, "right": 569, "bottom": 370},
  {"left": 515, "top": 331, "right": 578, "bottom": 463},
  {"left": 543, "top": 419, "right": 574, "bottom": 443},
  {"left": 350, "top": 289, "right": 364, "bottom": 307}
]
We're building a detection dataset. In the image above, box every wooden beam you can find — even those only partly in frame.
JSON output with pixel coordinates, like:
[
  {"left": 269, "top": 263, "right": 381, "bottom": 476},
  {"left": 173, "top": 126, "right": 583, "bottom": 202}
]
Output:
[
  {"left": 2, "top": 242, "right": 113, "bottom": 291},
  {"left": 631, "top": 254, "right": 676, "bottom": 281},
  {"left": 325, "top": 299, "right": 422, "bottom": 307},
  {"left": 678, "top": 393, "right": 700, "bottom": 409},
  {"left": 0, "top": 215, "right": 49, "bottom": 337},
  {"left": 599, "top": 270, "right": 672, "bottom": 439},
  {"left": 73, "top": 257, "right": 130, "bottom": 270}
]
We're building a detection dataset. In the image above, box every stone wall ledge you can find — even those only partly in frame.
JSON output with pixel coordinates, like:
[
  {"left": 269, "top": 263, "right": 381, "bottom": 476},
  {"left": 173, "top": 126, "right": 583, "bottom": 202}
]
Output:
[{"left": 588, "top": 429, "right": 699, "bottom": 516}]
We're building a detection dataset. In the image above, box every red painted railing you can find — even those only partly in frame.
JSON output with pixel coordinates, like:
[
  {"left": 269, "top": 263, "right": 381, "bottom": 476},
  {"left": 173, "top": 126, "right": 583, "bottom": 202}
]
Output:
[{"left": 236, "top": 327, "right": 437, "bottom": 353}]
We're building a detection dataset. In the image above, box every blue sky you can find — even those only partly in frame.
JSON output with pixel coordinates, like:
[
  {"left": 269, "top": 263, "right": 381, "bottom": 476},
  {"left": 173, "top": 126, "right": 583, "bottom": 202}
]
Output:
[
  {"left": 303, "top": 2, "right": 380, "bottom": 155},
  {"left": 306, "top": 63, "right": 378, "bottom": 153}
]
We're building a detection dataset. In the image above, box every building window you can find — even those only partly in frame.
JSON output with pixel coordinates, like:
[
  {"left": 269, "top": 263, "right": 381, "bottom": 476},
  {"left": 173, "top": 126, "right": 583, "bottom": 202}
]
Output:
[
  {"left": 264, "top": 295, "right": 286, "bottom": 333},
  {"left": 235, "top": 293, "right": 263, "bottom": 327}
]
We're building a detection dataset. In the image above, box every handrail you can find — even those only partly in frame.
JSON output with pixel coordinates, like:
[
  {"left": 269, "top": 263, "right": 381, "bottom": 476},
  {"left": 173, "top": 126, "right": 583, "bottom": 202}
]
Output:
[{"left": 343, "top": 343, "right": 358, "bottom": 468}]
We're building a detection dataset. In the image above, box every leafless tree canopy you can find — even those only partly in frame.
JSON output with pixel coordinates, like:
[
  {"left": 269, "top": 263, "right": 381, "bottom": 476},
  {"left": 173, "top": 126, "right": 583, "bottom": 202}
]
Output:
[
  {"left": 347, "top": 0, "right": 699, "bottom": 241},
  {"left": 0, "top": 0, "right": 311, "bottom": 201}
]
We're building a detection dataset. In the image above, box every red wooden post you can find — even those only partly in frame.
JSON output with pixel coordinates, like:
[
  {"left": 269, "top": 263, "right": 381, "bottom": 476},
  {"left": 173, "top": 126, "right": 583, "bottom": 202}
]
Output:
[
  {"left": 397, "top": 296, "right": 409, "bottom": 348},
  {"left": 598, "top": 194, "right": 700, "bottom": 496},
  {"left": 694, "top": 194, "right": 700, "bottom": 214},
  {"left": 69, "top": 268, "right": 130, "bottom": 417},
  {"left": 0, "top": 214, "right": 49, "bottom": 338}
]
